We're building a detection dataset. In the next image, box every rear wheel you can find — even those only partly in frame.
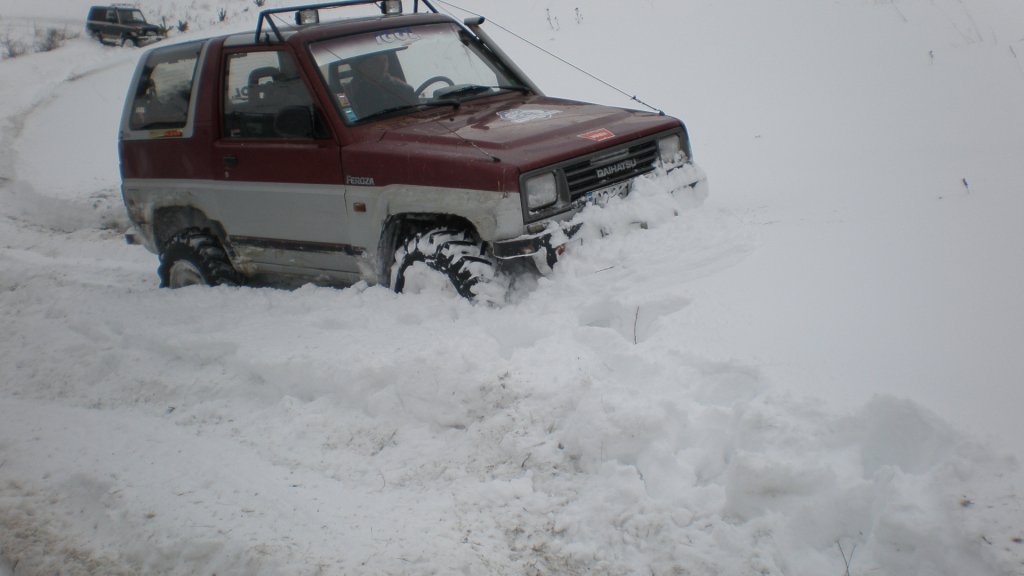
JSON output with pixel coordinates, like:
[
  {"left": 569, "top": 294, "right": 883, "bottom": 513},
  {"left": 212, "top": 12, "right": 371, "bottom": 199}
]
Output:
[
  {"left": 391, "top": 228, "right": 506, "bottom": 304},
  {"left": 158, "top": 229, "right": 239, "bottom": 288}
]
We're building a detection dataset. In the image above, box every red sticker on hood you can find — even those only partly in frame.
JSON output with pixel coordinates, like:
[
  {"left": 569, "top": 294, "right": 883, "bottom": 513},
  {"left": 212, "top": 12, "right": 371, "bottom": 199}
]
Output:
[{"left": 578, "top": 128, "right": 615, "bottom": 142}]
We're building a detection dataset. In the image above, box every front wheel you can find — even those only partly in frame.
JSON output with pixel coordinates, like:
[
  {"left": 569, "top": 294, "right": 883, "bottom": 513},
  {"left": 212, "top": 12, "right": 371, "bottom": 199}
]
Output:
[
  {"left": 391, "top": 228, "right": 506, "bottom": 304},
  {"left": 158, "top": 229, "right": 239, "bottom": 288}
]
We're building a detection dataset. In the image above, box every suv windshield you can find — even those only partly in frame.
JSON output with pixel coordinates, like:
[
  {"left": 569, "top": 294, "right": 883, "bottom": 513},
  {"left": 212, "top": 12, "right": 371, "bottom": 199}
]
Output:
[
  {"left": 310, "top": 22, "right": 526, "bottom": 123},
  {"left": 118, "top": 9, "right": 146, "bottom": 24}
]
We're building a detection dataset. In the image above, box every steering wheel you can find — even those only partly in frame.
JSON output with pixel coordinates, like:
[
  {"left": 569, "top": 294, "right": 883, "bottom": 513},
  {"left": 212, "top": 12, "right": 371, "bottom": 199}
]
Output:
[{"left": 415, "top": 76, "right": 455, "bottom": 98}]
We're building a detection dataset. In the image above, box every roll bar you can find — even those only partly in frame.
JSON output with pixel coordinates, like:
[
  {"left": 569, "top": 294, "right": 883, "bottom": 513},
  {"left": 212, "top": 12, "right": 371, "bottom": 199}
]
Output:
[{"left": 255, "top": 0, "right": 439, "bottom": 43}]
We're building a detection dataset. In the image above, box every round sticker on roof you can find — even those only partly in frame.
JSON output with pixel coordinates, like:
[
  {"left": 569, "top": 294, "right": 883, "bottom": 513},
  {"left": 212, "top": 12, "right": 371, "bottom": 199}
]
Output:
[{"left": 497, "top": 109, "right": 563, "bottom": 124}]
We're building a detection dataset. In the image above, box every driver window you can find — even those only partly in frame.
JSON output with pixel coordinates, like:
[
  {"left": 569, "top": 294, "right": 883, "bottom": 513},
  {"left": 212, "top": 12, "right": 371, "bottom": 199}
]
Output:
[{"left": 222, "top": 50, "right": 319, "bottom": 139}]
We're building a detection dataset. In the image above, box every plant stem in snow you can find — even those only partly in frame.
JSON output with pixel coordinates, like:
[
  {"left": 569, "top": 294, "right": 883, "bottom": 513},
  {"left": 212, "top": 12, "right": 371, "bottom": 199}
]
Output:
[
  {"left": 837, "top": 540, "right": 857, "bottom": 576},
  {"left": 1011, "top": 45, "right": 1024, "bottom": 79},
  {"left": 633, "top": 306, "right": 640, "bottom": 345}
]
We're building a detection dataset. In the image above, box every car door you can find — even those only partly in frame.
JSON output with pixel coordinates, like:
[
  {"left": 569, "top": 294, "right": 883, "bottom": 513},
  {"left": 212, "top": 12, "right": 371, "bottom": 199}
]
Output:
[{"left": 213, "top": 47, "right": 359, "bottom": 283}]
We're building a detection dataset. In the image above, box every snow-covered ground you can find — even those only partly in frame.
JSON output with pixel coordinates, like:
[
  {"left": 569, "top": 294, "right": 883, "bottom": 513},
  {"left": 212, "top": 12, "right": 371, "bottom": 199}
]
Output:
[{"left": 2, "top": 0, "right": 1023, "bottom": 574}]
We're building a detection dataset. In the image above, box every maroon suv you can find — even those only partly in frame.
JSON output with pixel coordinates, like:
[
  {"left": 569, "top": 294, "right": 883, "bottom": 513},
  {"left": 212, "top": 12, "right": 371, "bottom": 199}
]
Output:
[{"left": 118, "top": 0, "right": 707, "bottom": 301}]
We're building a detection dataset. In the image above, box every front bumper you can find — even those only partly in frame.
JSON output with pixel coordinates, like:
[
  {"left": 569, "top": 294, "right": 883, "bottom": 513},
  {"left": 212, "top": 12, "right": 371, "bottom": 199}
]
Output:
[
  {"left": 135, "top": 33, "right": 165, "bottom": 47},
  {"left": 493, "top": 220, "right": 583, "bottom": 271},
  {"left": 492, "top": 165, "right": 708, "bottom": 272}
]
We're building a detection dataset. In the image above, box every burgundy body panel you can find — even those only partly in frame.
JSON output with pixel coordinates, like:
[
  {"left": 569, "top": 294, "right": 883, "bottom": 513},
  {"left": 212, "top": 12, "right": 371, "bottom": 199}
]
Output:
[
  {"left": 120, "top": 131, "right": 214, "bottom": 180},
  {"left": 122, "top": 14, "right": 680, "bottom": 193}
]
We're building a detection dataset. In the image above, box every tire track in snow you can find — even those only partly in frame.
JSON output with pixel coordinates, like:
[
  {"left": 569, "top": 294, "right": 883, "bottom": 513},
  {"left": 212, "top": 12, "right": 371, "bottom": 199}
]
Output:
[{"left": 0, "top": 40, "right": 135, "bottom": 224}]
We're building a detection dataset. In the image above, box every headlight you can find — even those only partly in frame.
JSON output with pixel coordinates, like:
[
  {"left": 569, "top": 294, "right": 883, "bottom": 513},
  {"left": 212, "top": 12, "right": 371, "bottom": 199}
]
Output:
[
  {"left": 524, "top": 172, "right": 558, "bottom": 210},
  {"left": 657, "top": 134, "right": 687, "bottom": 166}
]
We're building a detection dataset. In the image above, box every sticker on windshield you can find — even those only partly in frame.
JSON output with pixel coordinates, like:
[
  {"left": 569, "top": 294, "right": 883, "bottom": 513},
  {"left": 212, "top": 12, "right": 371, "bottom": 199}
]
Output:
[
  {"left": 375, "top": 29, "right": 421, "bottom": 46},
  {"left": 497, "top": 109, "right": 563, "bottom": 124}
]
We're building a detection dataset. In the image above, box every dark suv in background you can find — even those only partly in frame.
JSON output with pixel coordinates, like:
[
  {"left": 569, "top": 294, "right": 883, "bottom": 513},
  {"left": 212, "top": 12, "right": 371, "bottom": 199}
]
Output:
[{"left": 86, "top": 5, "right": 165, "bottom": 47}]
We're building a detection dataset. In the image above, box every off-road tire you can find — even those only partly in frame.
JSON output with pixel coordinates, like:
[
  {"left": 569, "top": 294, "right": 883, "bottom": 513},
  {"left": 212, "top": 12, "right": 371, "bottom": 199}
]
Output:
[
  {"left": 391, "top": 228, "right": 505, "bottom": 304},
  {"left": 158, "top": 229, "right": 239, "bottom": 288}
]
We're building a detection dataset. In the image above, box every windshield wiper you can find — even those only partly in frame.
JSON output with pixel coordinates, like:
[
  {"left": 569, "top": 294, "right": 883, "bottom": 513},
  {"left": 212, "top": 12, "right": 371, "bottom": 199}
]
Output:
[
  {"left": 356, "top": 104, "right": 422, "bottom": 123},
  {"left": 358, "top": 100, "right": 463, "bottom": 122},
  {"left": 423, "top": 84, "right": 530, "bottom": 109},
  {"left": 419, "top": 99, "right": 462, "bottom": 110},
  {"left": 433, "top": 84, "right": 494, "bottom": 100},
  {"left": 496, "top": 85, "right": 532, "bottom": 94},
  {"left": 358, "top": 84, "right": 532, "bottom": 122}
]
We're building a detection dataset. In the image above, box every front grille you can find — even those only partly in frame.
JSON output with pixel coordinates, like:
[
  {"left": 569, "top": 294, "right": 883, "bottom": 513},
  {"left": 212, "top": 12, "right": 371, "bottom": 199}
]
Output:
[
  {"left": 563, "top": 139, "right": 659, "bottom": 199},
  {"left": 519, "top": 130, "right": 681, "bottom": 224}
]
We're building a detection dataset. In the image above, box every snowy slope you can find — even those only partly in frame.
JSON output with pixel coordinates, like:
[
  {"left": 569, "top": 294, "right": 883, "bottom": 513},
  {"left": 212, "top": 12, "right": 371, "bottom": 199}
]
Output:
[{"left": 2, "top": 0, "right": 1024, "bottom": 575}]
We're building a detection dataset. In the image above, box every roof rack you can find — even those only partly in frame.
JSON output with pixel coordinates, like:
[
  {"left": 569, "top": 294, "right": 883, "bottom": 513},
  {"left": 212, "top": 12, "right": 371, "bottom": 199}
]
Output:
[{"left": 255, "top": 0, "right": 439, "bottom": 44}]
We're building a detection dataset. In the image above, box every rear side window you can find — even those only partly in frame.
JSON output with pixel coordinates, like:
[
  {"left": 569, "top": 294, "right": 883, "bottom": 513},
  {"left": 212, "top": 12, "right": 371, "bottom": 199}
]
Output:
[{"left": 129, "top": 42, "right": 202, "bottom": 131}]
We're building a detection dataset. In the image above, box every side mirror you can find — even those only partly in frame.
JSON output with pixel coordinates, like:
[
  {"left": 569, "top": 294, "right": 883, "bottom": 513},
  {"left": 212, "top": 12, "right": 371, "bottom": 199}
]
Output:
[{"left": 274, "top": 106, "right": 314, "bottom": 139}]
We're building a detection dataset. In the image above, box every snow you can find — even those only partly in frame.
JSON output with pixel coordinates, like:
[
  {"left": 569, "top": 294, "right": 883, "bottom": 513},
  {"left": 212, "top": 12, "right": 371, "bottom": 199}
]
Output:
[{"left": 2, "top": 0, "right": 1024, "bottom": 574}]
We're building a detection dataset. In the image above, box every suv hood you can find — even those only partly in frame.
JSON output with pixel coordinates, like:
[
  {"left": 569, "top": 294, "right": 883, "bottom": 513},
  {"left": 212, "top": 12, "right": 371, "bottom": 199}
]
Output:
[{"left": 372, "top": 95, "right": 680, "bottom": 172}]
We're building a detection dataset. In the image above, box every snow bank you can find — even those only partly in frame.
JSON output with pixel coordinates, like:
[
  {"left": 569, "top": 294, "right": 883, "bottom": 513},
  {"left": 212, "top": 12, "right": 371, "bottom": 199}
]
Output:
[{"left": 2, "top": 171, "right": 1021, "bottom": 574}]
